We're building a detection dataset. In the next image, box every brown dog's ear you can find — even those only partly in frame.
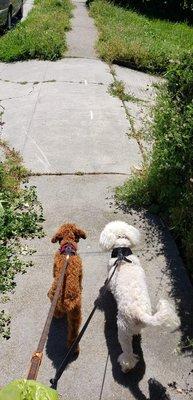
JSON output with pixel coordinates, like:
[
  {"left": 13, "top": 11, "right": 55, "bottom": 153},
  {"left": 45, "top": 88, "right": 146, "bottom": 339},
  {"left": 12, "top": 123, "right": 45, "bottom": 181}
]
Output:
[
  {"left": 74, "top": 227, "right": 87, "bottom": 241},
  {"left": 51, "top": 234, "right": 62, "bottom": 243}
]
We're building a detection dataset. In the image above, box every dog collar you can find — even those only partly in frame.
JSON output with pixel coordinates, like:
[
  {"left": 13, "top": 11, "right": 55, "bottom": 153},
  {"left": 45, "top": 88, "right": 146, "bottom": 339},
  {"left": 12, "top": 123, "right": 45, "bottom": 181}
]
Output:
[
  {"left": 59, "top": 243, "right": 77, "bottom": 255},
  {"left": 111, "top": 247, "right": 132, "bottom": 259}
]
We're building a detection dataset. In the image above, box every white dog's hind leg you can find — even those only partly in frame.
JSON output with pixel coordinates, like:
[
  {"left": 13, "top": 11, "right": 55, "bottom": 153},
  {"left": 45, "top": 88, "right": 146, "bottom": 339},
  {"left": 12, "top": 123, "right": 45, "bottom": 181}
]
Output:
[{"left": 117, "top": 328, "right": 139, "bottom": 373}]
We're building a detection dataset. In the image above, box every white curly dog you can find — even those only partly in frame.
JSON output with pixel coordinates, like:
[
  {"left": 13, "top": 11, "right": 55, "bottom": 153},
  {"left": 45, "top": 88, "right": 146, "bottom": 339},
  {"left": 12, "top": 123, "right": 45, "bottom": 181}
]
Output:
[{"left": 100, "top": 220, "right": 180, "bottom": 373}]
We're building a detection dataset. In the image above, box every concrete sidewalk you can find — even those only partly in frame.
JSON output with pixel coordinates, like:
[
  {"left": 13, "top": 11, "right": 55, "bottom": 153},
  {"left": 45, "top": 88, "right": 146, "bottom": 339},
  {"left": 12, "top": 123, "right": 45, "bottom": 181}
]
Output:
[{"left": 0, "top": 1, "right": 193, "bottom": 399}]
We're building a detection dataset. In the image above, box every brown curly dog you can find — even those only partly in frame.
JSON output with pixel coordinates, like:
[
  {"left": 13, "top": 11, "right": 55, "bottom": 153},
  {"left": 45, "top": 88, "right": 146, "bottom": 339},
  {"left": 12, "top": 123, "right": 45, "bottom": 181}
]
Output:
[{"left": 48, "top": 223, "right": 86, "bottom": 352}]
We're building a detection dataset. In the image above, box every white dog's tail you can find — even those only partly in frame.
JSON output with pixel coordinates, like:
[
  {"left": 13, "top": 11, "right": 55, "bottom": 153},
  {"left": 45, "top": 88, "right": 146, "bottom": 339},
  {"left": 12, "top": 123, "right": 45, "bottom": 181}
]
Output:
[{"left": 136, "top": 299, "right": 180, "bottom": 329}]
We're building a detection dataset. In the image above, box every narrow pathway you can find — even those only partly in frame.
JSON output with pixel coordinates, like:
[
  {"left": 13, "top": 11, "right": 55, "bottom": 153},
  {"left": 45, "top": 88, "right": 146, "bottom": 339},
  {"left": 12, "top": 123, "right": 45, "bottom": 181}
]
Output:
[
  {"left": 22, "top": 0, "right": 34, "bottom": 21},
  {"left": 66, "top": 0, "right": 97, "bottom": 58},
  {"left": 0, "top": 2, "right": 193, "bottom": 400}
]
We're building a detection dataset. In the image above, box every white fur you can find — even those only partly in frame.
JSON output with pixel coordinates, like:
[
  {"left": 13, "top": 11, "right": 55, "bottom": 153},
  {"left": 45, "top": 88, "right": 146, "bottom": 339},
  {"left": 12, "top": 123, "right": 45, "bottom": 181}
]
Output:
[{"left": 100, "top": 221, "right": 180, "bottom": 373}]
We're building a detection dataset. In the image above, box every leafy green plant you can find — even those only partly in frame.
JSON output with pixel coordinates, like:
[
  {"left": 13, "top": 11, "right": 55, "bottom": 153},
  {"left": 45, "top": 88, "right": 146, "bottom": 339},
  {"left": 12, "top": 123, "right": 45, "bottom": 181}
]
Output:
[
  {"left": 0, "top": 141, "right": 44, "bottom": 338},
  {"left": 176, "top": 336, "right": 193, "bottom": 354},
  {"left": 117, "top": 52, "right": 193, "bottom": 275},
  {"left": 108, "top": 80, "right": 141, "bottom": 103},
  {"left": 0, "top": 310, "right": 11, "bottom": 339},
  {"left": 0, "top": 0, "right": 73, "bottom": 62}
]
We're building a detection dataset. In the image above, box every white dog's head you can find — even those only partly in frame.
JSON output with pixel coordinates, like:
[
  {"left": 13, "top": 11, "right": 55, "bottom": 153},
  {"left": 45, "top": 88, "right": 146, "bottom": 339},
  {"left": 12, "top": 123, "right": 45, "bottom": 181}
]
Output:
[{"left": 99, "top": 220, "right": 140, "bottom": 251}]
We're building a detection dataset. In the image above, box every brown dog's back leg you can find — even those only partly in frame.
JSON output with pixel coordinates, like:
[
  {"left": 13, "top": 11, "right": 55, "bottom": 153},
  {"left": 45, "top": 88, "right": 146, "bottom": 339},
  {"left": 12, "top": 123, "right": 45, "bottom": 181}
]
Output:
[{"left": 67, "top": 305, "right": 81, "bottom": 353}]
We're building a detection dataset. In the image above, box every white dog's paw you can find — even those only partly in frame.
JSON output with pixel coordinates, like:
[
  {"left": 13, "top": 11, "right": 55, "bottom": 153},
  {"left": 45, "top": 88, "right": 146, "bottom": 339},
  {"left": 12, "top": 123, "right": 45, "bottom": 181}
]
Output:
[{"left": 118, "top": 353, "right": 139, "bottom": 373}]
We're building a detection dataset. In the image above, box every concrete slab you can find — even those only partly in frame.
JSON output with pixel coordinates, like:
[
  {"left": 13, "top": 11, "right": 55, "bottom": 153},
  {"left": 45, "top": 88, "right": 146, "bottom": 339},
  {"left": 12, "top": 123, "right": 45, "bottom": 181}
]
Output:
[
  {"left": 114, "top": 65, "right": 162, "bottom": 103},
  {"left": 0, "top": 175, "right": 192, "bottom": 400},
  {"left": 0, "top": 60, "right": 48, "bottom": 83},
  {"left": 66, "top": 0, "right": 97, "bottom": 59},
  {"left": 0, "top": 86, "right": 41, "bottom": 152},
  {"left": 113, "top": 64, "right": 163, "bottom": 138},
  {"left": 0, "top": 59, "right": 111, "bottom": 85},
  {"left": 1, "top": 61, "right": 141, "bottom": 173},
  {"left": 44, "top": 58, "right": 111, "bottom": 85},
  {"left": 0, "top": 80, "right": 35, "bottom": 100}
]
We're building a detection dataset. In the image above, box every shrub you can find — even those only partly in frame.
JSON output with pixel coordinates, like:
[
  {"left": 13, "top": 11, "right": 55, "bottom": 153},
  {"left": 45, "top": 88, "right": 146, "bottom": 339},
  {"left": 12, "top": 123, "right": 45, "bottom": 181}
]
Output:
[
  {"left": 117, "top": 51, "right": 193, "bottom": 275},
  {"left": 0, "top": 142, "right": 44, "bottom": 338}
]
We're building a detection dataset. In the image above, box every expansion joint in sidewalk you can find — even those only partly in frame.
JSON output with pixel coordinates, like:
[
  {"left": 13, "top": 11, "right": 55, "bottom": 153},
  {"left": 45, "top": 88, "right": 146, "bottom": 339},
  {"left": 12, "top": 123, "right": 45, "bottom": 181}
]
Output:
[
  {"left": 0, "top": 78, "right": 104, "bottom": 87},
  {"left": 108, "top": 64, "right": 147, "bottom": 162},
  {"left": 29, "top": 171, "right": 129, "bottom": 177}
]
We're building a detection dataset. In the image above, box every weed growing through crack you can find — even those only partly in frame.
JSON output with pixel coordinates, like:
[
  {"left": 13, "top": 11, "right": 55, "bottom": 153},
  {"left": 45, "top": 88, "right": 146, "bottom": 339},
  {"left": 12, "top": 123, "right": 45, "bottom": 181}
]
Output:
[
  {"left": 108, "top": 67, "right": 148, "bottom": 161},
  {"left": 108, "top": 80, "right": 142, "bottom": 103}
]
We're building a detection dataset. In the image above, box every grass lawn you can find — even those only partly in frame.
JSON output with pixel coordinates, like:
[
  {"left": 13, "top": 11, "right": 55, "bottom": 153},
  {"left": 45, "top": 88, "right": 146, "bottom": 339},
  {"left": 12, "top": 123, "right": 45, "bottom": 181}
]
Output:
[
  {"left": 0, "top": 0, "right": 73, "bottom": 62},
  {"left": 90, "top": 0, "right": 193, "bottom": 73}
]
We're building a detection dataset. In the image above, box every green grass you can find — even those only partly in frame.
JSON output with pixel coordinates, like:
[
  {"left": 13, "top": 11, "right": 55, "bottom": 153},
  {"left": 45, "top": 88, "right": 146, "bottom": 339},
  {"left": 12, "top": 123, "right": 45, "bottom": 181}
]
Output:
[
  {"left": 90, "top": 0, "right": 193, "bottom": 73},
  {"left": 0, "top": 0, "right": 73, "bottom": 62}
]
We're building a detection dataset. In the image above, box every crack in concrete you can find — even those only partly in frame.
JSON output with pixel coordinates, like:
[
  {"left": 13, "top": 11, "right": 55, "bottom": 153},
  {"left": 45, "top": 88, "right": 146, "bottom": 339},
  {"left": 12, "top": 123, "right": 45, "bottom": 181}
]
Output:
[
  {"left": 0, "top": 78, "right": 104, "bottom": 86},
  {"left": 64, "top": 56, "right": 98, "bottom": 60},
  {"left": 109, "top": 64, "right": 147, "bottom": 161},
  {"left": 0, "top": 88, "right": 34, "bottom": 102},
  {"left": 20, "top": 64, "right": 52, "bottom": 171},
  {"left": 30, "top": 171, "right": 129, "bottom": 177}
]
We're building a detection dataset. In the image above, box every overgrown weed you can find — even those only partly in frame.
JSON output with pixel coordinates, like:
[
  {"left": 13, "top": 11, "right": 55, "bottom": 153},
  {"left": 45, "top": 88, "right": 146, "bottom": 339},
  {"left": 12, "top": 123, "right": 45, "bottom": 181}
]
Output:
[
  {"left": 117, "top": 53, "right": 193, "bottom": 276},
  {"left": 0, "top": 140, "right": 44, "bottom": 338}
]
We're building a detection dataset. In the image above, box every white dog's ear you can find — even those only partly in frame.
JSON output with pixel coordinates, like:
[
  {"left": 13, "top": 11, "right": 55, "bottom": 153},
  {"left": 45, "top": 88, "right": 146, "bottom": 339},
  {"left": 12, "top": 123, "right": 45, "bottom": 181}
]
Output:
[
  {"left": 99, "top": 228, "right": 117, "bottom": 251},
  {"left": 122, "top": 223, "right": 140, "bottom": 247}
]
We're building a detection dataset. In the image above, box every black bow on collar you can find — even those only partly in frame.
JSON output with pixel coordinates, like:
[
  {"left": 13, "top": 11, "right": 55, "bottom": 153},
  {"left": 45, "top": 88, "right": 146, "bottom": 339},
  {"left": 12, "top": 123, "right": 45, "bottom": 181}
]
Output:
[{"left": 111, "top": 247, "right": 132, "bottom": 262}]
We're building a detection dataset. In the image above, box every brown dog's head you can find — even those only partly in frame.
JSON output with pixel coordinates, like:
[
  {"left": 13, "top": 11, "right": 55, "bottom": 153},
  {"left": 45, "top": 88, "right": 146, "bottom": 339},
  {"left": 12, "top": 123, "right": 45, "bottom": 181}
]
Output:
[{"left": 51, "top": 223, "right": 86, "bottom": 246}]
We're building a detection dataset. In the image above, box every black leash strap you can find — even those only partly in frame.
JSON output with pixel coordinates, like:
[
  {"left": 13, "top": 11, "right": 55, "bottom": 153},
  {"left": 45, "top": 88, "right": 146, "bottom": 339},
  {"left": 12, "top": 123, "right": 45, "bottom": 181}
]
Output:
[{"left": 50, "top": 252, "right": 132, "bottom": 388}]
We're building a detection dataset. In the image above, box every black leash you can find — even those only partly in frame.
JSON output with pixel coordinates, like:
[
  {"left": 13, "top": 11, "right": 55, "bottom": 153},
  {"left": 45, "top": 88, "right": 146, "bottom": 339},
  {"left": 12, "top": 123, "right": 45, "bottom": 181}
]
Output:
[{"left": 50, "top": 248, "right": 132, "bottom": 389}]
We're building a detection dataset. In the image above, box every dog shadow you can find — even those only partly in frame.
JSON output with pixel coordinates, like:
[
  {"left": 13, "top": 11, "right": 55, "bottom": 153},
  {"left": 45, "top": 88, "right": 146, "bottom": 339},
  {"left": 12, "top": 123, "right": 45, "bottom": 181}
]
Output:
[
  {"left": 97, "top": 287, "right": 172, "bottom": 400},
  {"left": 96, "top": 287, "right": 147, "bottom": 400},
  {"left": 46, "top": 316, "right": 78, "bottom": 371}
]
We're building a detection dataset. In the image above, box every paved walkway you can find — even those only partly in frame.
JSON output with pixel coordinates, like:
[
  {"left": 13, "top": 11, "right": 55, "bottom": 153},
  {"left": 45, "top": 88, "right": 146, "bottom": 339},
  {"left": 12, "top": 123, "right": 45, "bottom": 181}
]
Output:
[
  {"left": 66, "top": 0, "right": 97, "bottom": 58},
  {"left": 0, "top": 1, "right": 193, "bottom": 399},
  {"left": 22, "top": 0, "right": 34, "bottom": 21}
]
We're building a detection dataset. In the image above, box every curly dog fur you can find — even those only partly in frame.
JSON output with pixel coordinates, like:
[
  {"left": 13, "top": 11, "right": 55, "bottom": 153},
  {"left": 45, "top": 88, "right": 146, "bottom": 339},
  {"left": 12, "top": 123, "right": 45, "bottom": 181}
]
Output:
[
  {"left": 48, "top": 223, "right": 86, "bottom": 352},
  {"left": 100, "top": 220, "right": 180, "bottom": 372}
]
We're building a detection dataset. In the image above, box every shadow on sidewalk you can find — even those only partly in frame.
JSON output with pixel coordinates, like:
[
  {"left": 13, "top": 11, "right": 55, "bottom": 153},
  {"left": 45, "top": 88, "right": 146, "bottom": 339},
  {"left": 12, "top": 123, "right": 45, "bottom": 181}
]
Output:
[
  {"left": 141, "top": 210, "right": 193, "bottom": 354},
  {"left": 97, "top": 288, "right": 172, "bottom": 400},
  {"left": 46, "top": 316, "right": 78, "bottom": 371},
  {"left": 97, "top": 288, "right": 147, "bottom": 400}
]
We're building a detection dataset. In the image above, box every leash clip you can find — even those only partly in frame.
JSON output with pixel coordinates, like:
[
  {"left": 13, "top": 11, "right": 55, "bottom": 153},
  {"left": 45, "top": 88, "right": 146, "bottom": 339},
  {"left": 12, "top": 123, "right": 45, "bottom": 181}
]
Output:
[{"left": 114, "top": 248, "right": 132, "bottom": 264}]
